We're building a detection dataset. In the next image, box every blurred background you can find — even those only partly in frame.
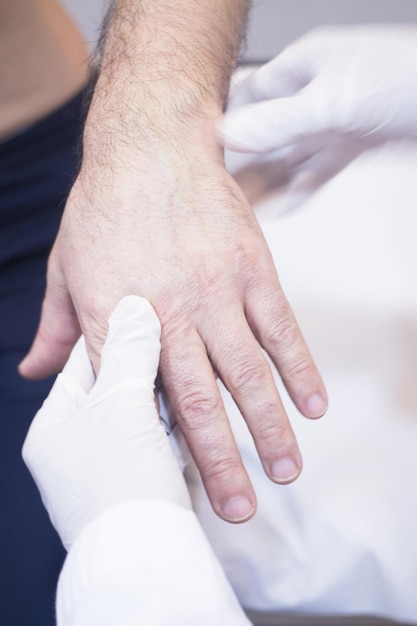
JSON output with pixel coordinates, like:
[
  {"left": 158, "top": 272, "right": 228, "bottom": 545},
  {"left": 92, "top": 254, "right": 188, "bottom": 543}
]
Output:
[{"left": 61, "top": 0, "right": 417, "bottom": 62}]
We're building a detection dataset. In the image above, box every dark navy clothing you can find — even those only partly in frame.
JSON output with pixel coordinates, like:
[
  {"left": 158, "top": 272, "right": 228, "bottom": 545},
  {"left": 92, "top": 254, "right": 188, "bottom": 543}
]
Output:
[{"left": 0, "top": 91, "right": 85, "bottom": 626}]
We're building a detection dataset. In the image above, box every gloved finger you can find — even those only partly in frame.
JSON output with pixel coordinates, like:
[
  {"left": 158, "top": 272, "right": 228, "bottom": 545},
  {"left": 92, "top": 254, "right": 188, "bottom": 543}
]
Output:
[
  {"left": 227, "top": 30, "right": 327, "bottom": 113},
  {"left": 220, "top": 82, "right": 329, "bottom": 153},
  {"left": 227, "top": 66, "right": 258, "bottom": 110},
  {"left": 88, "top": 295, "right": 161, "bottom": 403},
  {"left": 25, "top": 338, "right": 94, "bottom": 432},
  {"left": 22, "top": 370, "right": 85, "bottom": 473},
  {"left": 228, "top": 52, "right": 310, "bottom": 112},
  {"left": 277, "top": 138, "right": 364, "bottom": 214},
  {"left": 276, "top": 167, "right": 337, "bottom": 216}
]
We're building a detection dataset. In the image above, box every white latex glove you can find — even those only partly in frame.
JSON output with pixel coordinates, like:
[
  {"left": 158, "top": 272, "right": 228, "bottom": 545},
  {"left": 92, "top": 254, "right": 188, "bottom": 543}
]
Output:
[
  {"left": 221, "top": 25, "right": 417, "bottom": 211},
  {"left": 22, "top": 296, "right": 191, "bottom": 550}
]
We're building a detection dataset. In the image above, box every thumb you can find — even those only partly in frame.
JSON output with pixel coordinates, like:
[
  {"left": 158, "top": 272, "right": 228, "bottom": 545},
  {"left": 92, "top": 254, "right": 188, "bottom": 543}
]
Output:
[
  {"left": 19, "top": 261, "right": 81, "bottom": 380},
  {"left": 89, "top": 296, "right": 161, "bottom": 401}
]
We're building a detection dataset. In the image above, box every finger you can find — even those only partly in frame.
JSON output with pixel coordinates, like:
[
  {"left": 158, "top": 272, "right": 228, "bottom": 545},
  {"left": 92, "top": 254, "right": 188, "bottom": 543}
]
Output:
[
  {"left": 227, "top": 37, "right": 319, "bottom": 112},
  {"left": 219, "top": 83, "right": 327, "bottom": 154},
  {"left": 274, "top": 137, "right": 363, "bottom": 214},
  {"left": 227, "top": 66, "right": 258, "bottom": 109},
  {"left": 19, "top": 253, "right": 81, "bottom": 380},
  {"left": 22, "top": 338, "right": 95, "bottom": 478},
  {"left": 25, "top": 338, "right": 94, "bottom": 434},
  {"left": 245, "top": 264, "right": 328, "bottom": 420},
  {"left": 201, "top": 310, "right": 303, "bottom": 485},
  {"left": 158, "top": 387, "right": 193, "bottom": 470},
  {"left": 240, "top": 26, "right": 339, "bottom": 104},
  {"left": 160, "top": 330, "right": 257, "bottom": 523},
  {"left": 88, "top": 296, "right": 161, "bottom": 402},
  {"left": 228, "top": 49, "right": 310, "bottom": 111},
  {"left": 292, "top": 137, "right": 362, "bottom": 189},
  {"left": 22, "top": 370, "right": 85, "bottom": 475},
  {"left": 168, "top": 424, "right": 193, "bottom": 471}
]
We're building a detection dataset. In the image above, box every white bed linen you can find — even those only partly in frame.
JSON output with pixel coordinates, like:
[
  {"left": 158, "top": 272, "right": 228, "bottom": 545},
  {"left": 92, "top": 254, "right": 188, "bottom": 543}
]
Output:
[{"left": 187, "top": 142, "right": 417, "bottom": 623}]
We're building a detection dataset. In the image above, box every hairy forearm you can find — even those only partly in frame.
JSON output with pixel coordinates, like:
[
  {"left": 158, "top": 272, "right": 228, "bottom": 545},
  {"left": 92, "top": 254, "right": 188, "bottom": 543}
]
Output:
[{"left": 85, "top": 0, "right": 250, "bottom": 152}]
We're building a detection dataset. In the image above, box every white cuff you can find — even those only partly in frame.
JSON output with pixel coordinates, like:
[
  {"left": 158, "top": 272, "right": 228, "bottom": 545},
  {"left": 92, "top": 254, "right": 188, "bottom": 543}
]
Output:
[{"left": 56, "top": 500, "right": 251, "bottom": 626}]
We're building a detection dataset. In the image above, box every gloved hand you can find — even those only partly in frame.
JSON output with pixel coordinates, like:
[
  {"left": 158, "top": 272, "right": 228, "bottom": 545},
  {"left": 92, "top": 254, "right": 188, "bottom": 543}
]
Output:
[
  {"left": 22, "top": 296, "right": 191, "bottom": 551},
  {"left": 220, "top": 25, "right": 417, "bottom": 210}
]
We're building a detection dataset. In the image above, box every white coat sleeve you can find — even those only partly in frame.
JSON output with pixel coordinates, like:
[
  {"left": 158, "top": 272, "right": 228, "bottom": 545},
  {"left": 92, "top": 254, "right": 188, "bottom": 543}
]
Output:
[{"left": 56, "top": 500, "right": 252, "bottom": 626}]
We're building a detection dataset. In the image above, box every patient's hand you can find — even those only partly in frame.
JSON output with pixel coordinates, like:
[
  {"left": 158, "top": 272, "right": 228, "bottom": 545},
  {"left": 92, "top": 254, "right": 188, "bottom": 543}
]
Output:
[{"left": 20, "top": 146, "right": 327, "bottom": 523}]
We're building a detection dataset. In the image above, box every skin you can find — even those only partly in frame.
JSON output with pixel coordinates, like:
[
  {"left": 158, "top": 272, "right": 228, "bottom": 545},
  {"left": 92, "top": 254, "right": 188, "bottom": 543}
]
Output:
[
  {"left": 17, "top": 0, "right": 328, "bottom": 522},
  {"left": 0, "top": 0, "right": 89, "bottom": 139}
]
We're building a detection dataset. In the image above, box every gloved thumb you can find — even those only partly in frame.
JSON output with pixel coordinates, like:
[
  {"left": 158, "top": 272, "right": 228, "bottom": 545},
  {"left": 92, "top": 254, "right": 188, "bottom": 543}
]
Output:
[{"left": 88, "top": 296, "right": 161, "bottom": 402}]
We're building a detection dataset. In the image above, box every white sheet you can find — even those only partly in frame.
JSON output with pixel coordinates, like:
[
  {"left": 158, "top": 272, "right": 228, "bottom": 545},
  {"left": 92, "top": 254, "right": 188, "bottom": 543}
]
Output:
[{"left": 187, "top": 142, "right": 417, "bottom": 622}]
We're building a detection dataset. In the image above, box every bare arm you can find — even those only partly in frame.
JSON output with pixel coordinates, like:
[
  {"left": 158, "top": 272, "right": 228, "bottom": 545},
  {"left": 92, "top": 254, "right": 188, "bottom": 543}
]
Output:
[
  {"left": 93, "top": 0, "right": 248, "bottom": 117},
  {"left": 21, "top": 0, "right": 327, "bottom": 523}
]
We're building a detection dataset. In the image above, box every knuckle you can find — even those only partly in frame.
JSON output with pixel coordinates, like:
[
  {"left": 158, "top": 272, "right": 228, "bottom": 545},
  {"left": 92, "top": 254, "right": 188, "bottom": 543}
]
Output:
[
  {"left": 201, "top": 451, "right": 242, "bottom": 485},
  {"left": 264, "top": 318, "right": 300, "bottom": 353},
  {"left": 263, "top": 317, "right": 319, "bottom": 385},
  {"left": 238, "top": 245, "right": 272, "bottom": 285},
  {"left": 175, "top": 391, "right": 222, "bottom": 432},
  {"left": 270, "top": 332, "right": 315, "bottom": 384},
  {"left": 284, "top": 357, "right": 314, "bottom": 384},
  {"left": 267, "top": 322, "right": 315, "bottom": 383},
  {"left": 228, "top": 358, "right": 270, "bottom": 395},
  {"left": 253, "top": 414, "right": 293, "bottom": 447}
]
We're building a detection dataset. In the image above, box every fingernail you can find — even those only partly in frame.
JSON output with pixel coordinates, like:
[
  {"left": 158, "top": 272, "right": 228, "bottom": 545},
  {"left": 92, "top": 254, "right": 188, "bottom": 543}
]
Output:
[
  {"left": 306, "top": 393, "right": 327, "bottom": 418},
  {"left": 221, "top": 496, "right": 254, "bottom": 522},
  {"left": 271, "top": 457, "right": 300, "bottom": 483}
]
